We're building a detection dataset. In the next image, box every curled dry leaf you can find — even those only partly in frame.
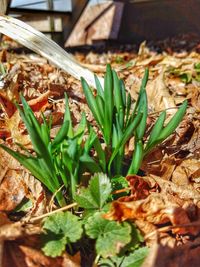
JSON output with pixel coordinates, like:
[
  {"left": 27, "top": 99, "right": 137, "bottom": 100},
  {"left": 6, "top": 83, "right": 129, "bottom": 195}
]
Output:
[
  {"left": 172, "top": 158, "right": 200, "bottom": 186},
  {"left": 0, "top": 169, "right": 28, "bottom": 211},
  {"left": 0, "top": 92, "right": 16, "bottom": 118},
  {"left": 22, "top": 172, "right": 47, "bottom": 218},
  {"left": 146, "top": 69, "right": 176, "bottom": 113},
  {"left": 126, "top": 175, "right": 159, "bottom": 200},
  {"left": 105, "top": 174, "right": 200, "bottom": 238},
  {"left": 27, "top": 90, "right": 50, "bottom": 112},
  {"left": 6, "top": 110, "right": 30, "bottom": 145}
]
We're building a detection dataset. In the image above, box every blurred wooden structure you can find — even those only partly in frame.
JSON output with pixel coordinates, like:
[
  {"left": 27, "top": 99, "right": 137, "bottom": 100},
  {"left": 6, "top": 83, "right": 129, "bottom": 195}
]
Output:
[
  {"left": 117, "top": 0, "right": 200, "bottom": 43},
  {"left": 0, "top": 0, "right": 10, "bottom": 14},
  {"left": 2, "top": 0, "right": 200, "bottom": 48},
  {"left": 65, "top": 0, "right": 200, "bottom": 48},
  {"left": 65, "top": 1, "right": 124, "bottom": 47},
  {"left": 6, "top": 0, "right": 89, "bottom": 45}
]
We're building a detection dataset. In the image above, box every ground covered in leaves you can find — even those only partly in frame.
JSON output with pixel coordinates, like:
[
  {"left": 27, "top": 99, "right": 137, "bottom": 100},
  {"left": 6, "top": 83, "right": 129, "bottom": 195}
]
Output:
[{"left": 0, "top": 36, "right": 200, "bottom": 267}]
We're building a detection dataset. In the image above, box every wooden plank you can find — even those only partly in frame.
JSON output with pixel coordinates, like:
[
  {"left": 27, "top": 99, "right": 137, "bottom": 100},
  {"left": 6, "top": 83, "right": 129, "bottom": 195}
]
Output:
[
  {"left": 0, "top": 0, "right": 10, "bottom": 14},
  {"left": 65, "top": 2, "right": 124, "bottom": 47},
  {"left": 63, "top": 0, "right": 89, "bottom": 42}
]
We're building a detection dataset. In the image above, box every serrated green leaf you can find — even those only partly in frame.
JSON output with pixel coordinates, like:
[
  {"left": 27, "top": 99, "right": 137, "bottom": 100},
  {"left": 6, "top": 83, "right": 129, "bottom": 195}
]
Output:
[
  {"left": 121, "top": 247, "right": 149, "bottom": 267},
  {"left": 43, "top": 211, "right": 83, "bottom": 242},
  {"left": 42, "top": 236, "right": 67, "bottom": 257},
  {"left": 85, "top": 212, "right": 131, "bottom": 258},
  {"left": 75, "top": 173, "right": 112, "bottom": 209},
  {"left": 42, "top": 211, "right": 83, "bottom": 257}
]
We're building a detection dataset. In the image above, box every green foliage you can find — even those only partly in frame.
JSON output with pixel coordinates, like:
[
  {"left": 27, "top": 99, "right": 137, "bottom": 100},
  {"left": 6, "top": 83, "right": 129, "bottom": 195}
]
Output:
[
  {"left": 82, "top": 66, "right": 187, "bottom": 176},
  {"left": 99, "top": 247, "right": 149, "bottom": 267},
  {"left": 81, "top": 65, "right": 145, "bottom": 176},
  {"left": 121, "top": 247, "right": 149, "bottom": 267},
  {"left": 0, "top": 94, "right": 104, "bottom": 205},
  {"left": 85, "top": 211, "right": 131, "bottom": 258},
  {"left": 169, "top": 63, "right": 200, "bottom": 83},
  {"left": 75, "top": 173, "right": 112, "bottom": 210},
  {"left": 1, "top": 65, "right": 187, "bottom": 207},
  {"left": 42, "top": 211, "right": 83, "bottom": 257}
]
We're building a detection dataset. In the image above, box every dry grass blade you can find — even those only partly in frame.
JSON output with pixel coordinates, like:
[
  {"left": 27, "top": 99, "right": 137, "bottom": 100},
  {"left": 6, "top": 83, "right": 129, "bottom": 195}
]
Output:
[{"left": 0, "top": 15, "right": 103, "bottom": 87}]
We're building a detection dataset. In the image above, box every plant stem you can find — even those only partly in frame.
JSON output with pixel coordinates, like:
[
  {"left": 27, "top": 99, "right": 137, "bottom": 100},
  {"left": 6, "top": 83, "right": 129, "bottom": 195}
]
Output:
[{"left": 28, "top": 202, "right": 78, "bottom": 223}]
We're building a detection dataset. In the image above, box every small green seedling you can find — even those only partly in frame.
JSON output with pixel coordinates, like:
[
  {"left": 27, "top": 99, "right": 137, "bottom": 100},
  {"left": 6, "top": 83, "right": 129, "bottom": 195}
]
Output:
[
  {"left": 1, "top": 66, "right": 187, "bottom": 206},
  {"left": 0, "top": 94, "right": 101, "bottom": 206},
  {"left": 81, "top": 65, "right": 187, "bottom": 176}
]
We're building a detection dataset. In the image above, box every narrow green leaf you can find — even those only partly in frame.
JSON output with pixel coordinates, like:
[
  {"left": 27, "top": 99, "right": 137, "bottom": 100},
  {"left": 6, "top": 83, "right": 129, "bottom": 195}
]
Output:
[
  {"left": 84, "top": 126, "right": 97, "bottom": 154},
  {"left": 95, "top": 95, "right": 104, "bottom": 126},
  {"left": 113, "top": 70, "right": 123, "bottom": 112},
  {"left": 108, "top": 112, "right": 142, "bottom": 172},
  {"left": 120, "top": 79, "right": 126, "bottom": 108},
  {"left": 64, "top": 93, "right": 74, "bottom": 138},
  {"left": 144, "top": 111, "right": 166, "bottom": 154},
  {"left": 136, "top": 90, "right": 148, "bottom": 140},
  {"left": 94, "top": 74, "right": 104, "bottom": 98},
  {"left": 93, "top": 135, "right": 106, "bottom": 172},
  {"left": 125, "top": 93, "right": 132, "bottom": 126},
  {"left": 158, "top": 100, "right": 187, "bottom": 141},
  {"left": 51, "top": 121, "right": 69, "bottom": 147},
  {"left": 74, "top": 112, "right": 87, "bottom": 144},
  {"left": 79, "top": 153, "right": 102, "bottom": 173},
  {"left": 81, "top": 77, "right": 103, "bottom": 129},
  {"left": 0, "top": 144, "right": 55, "bottom": 192},
  {"left": 128, "top": 140, "right": 144, "bottom": 175},
  {"left": 104, "top": 64, "right": 113, "bottom": 145}
]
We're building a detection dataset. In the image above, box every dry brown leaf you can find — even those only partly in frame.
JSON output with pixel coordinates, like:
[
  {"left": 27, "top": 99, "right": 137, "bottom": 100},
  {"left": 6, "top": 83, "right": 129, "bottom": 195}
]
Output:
[
  {"left": 28, "top": 91, "right": 50, "bottom": 112},
  {"left": 0, "top": 169, "right": 28, "bottom": 211},
  {"left": 62, "top": 252, "right": 81, "bottom": 267},
  {"left": 0, "top": 92, "right": 16, "bottom": 117},
  {"left": 146, "top": 69, "right": 176, "bottom": 112},
  {"left": 19, "top": 245, "right": 63, "bottom": 267},
  {"left": 0, "top": 147, "right": 21, "bottom": 183},
  {"left": 6, "top": 110, "right": 30, "bottom": 145},
  {"left": 172, "top": 159, "right": 200, "bottom": 186},
  {"left": 0, "top": 222, "right": 23, "bottom": 241},
  {"left": 22, "top": 173, "right": 46, "bottom": 219},
  {"left": 126, "top": 175, "right": 159, "bottom": 200}
]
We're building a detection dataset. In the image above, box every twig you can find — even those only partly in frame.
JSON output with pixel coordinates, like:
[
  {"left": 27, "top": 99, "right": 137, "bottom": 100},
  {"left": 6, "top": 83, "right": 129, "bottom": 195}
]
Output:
[
  {"left": 49, "top": 184, "right": 65, "bottom": 212},
  {"left": 144, "top": 220, "right": 200, "bottom": 240},
  {"left": 112, "top": 187, "right": 131, "bottom": 195},
  {"left": 28, "top": 202, "right": 78, "bottom": 223}
]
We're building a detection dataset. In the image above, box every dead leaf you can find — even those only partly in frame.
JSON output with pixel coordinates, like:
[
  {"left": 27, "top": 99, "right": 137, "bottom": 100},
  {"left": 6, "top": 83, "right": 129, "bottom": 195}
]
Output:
[
  {"left": 172, "top": 159, "right": 200, "bottom": 186},
  {"left": 0, "top": 169, "right": 28, "bottom": 211},
  {"left": 146, "top": 69, "right": 176, "bottom": 113},
  {"left": 28, "top": 91, "right": 50, "bottom": 113},
  {"left": 126, "top": 175, "right": 159, "bottom": 200},
  {"left": 0, "top": 92, "right": 16, "bottom": 117},
  {"left": 6, "top": 110, "right": 30, "bottom": 145},
  {"left": 22, "top": 173, "right": 46, "bottom": 219}
]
